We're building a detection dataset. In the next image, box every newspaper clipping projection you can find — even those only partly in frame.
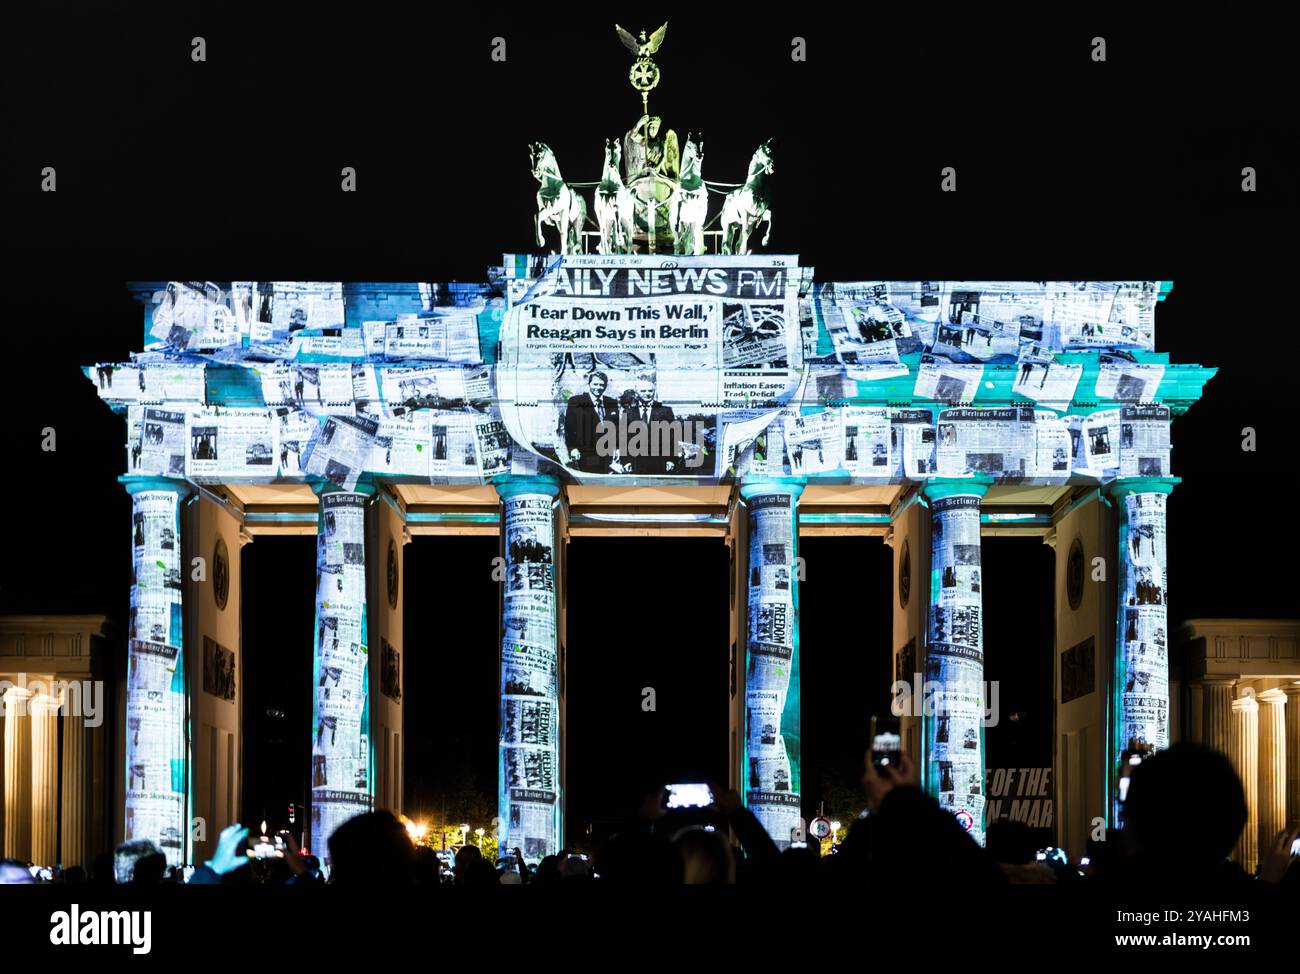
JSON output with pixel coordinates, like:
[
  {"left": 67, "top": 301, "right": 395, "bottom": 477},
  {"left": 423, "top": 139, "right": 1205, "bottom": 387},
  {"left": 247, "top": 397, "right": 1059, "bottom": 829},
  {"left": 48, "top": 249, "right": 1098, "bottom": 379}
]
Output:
[
  {"left": 104, "top": 279, "right": 506, "bottom": 490},
  {"left": 91, "top": 276, "right": 1186, "bottom": 491},
  {"left": 499, "top": 255, "right": 804, "bottom": 480},
  {"left": 311, "top": 491, "right": 374, "bottom": 857},
  {"left": 126, "top": 487, "right": 188, "bottom": 866},
  {"left": 85, "top": 272, "right": 1196, "bottom": 861},
  {"left": 1117, "top": 491, "right": 1170, "bottom": 753},
  {"left": 745, "top": 490, "right": 803, "bottom": 849},
  {"left": 925, "top": 491, "right": 988, "bottom": 845},
  {"left": 498, "top": 493, "right": 561, "bottom": 862}
]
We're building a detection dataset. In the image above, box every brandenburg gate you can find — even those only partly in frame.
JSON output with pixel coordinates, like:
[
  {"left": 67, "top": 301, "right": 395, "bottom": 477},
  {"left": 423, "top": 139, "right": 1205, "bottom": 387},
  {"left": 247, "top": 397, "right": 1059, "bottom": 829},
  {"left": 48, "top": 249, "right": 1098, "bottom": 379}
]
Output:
[{"left": 76, "top": 265, "right": 1215, "bottom": 867}]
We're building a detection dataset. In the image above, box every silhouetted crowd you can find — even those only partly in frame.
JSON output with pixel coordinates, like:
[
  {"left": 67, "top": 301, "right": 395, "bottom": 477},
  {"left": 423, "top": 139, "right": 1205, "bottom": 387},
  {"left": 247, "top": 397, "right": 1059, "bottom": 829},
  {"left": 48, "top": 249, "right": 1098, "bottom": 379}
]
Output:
[{"left": 4, "top": 743, "right": 1298, "bottom": 890}]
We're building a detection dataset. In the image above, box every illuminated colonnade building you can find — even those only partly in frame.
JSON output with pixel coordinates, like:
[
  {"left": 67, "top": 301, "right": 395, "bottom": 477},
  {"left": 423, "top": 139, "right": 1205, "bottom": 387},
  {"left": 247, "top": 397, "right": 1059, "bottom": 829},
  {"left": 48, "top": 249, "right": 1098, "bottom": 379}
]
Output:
[
  {"left": 0, "top": 617, "right": 114, "bottom": 868},
  {"left": 69, "top": 266, "right": 1232, "bottom": 868}
]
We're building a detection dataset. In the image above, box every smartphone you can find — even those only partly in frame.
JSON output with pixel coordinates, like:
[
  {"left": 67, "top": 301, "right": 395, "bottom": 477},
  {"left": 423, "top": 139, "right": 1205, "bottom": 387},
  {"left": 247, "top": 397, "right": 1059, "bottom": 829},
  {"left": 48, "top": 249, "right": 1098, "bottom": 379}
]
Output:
[
  {"left": 247, "top": 833, "right": 286, "bottom": 859},
  {"left": 1290, "top": 837, "right": 1300, "bottom": 857},
  {"left": 870, "top": 715, "right": 902, "bottom": 773},
  {"left": 1117, "top": 749, "right": 1146, "bottom": 804},
  {"left": 1038, "top": 847, "right": 1067, "bottom": 866},
  {"left": 664, "top": 783, "right": 714, "bottom": 809}
]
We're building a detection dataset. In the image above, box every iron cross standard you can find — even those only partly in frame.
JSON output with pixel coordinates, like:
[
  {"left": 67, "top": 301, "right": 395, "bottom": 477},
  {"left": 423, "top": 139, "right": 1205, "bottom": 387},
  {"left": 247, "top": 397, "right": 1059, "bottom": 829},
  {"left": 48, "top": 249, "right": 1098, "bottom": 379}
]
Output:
[{"left": 616, "top": 22, "right": 667, "bottom": 114}]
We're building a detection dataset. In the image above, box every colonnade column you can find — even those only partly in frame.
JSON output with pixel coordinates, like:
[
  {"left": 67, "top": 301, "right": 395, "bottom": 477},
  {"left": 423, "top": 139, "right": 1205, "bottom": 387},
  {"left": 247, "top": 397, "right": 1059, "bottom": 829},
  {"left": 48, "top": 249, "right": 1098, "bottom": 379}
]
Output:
[
  {"left": 1187, "top": 683, "right": 1203, "bottom": 745},
  {"left": 739, "top": 479, "right": 804, "bottom": 849},
  {"left": 29, "top": 692, "right": 59, "bottom": 867},
  {"left": 1286, "top": 685, "right": 1300, "bottom": 827},
  {"left": 61, "top": 707, "right": 88, "bottom": 868},
  {"left": 0, "top": 688, "right": 5, "bottom": 846},
  {"left": 3, "top": 687, "right": 32, "bottom": 861},
  {"left": 1230, "top": 693, "right": 1259, "bottom": 873},
  {"left": 308, "top": 480, "right": 376, "bottom": 861},
  {"left": 122, "top": 476, "right": 192, "bottom": 867},
  {"left": 1105, "top": 478, "right": 1177, "bottom": 822},
  {"left": 1201, "top": 679, "right": 1235, "bottom": 756},
  {"left": 921, "top": 477, "right": 992, "bottom": 846},
  {"left": 495, "top": 476, "right": 562, "bottom": 862},
  {"left": 1257, "top": 689, "right": 1286, "bottom": 855}
]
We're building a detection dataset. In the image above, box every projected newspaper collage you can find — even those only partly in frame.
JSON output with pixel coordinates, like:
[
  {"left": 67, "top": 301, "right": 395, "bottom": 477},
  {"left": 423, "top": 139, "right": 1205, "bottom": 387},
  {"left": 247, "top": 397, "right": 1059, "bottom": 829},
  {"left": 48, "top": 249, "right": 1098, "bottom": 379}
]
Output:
[
  {"left": 87, "top": 272, "right": 1188, "bottom": 860},
  {"left": 108, "top": 280, "right": 505, "bottom": 491},
  {"left": 310, "top": 491, "right": 374, "bottom": 857},
  {"left": 125, "top": 487, "right": 188, "bottom": 866},
  {"left": 745, "top": 490, "right": 803, "bottom": 849},
  {"left": 93, "top": 276, "right": 1177, "bottom": 492},
  {"left": 498, "top": 493, "right": 561, "bottom": 861},
  {"left": 1116, "top": 491, "right": 1170, "bottom": 752},
  {"left": 925, "top": 492, "right": 988, "bottom": 844}
]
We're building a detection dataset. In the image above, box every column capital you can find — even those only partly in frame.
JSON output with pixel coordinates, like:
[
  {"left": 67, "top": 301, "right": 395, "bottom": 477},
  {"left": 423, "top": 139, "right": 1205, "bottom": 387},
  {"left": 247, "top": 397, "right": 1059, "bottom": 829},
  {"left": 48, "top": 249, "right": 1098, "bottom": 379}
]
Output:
[
  {"left": 739, "top": 478, "right": 806, "bottom": 501},
  {"left": 1283, "top": 683, "right": 1300, "bottom": 699},
  {"left": 1104, "top": 476, "right": 1181, "bottom": 500},
  {"left": 888, "top": 485, "right": 928, "bottom": 525},
  {"left": 28, "top": 692, "right": 62, "bottom": 718},
  {"left": 119, "top": 475, "right": 193, "bottom": 499},
  {"left": 1232, "top": 694, "right": 1260, "bottom": 713},
  {"left": 494, "top": 475, "right": 562, "bottom": 500},
  {"left": 922, "top": 474, "right": 993, "bottom": 502},
  {"left": 1258, "top": 688, "right": 1288, "bottom": 705},
  {"left": 1, "top": 684, "right": 33, "bottom": 706},
  {"left": 310, "top": 476, "right": 377, "bottom": 498},
  {"left": 1199, "top": 677, "right": 1239, "bottom": 687}
]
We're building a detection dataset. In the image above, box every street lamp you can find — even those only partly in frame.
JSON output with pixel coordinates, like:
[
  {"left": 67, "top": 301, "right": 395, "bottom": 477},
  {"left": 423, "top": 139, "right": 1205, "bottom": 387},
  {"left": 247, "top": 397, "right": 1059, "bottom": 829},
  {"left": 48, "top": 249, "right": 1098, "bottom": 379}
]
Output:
[
  {"left": 475, "top": 827, "right": 485, "bottom": 849},
  {"left": 460, "top": 823, "right": 469, "bottom": 848}
]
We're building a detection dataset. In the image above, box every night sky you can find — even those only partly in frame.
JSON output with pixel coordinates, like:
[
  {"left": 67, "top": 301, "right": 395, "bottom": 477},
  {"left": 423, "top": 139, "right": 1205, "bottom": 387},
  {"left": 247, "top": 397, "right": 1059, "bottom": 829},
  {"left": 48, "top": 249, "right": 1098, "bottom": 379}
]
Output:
[{"left": 1, "top": 8, "right": 1294, "bottom": 839}]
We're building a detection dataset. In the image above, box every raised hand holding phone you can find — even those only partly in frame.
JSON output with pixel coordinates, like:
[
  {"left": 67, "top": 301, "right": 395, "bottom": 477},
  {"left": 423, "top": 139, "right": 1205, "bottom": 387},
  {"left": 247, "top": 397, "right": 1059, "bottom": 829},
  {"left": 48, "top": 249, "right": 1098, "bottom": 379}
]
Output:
[{"left": 862, "top": 748, "right": 918, "bottom": 811}]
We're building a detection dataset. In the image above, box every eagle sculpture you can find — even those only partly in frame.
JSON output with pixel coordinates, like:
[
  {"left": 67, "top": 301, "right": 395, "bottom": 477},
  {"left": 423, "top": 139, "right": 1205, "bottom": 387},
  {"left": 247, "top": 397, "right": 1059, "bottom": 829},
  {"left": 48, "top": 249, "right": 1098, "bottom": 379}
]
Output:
[{"left": 615, "top": 22, "right": 667, "bottom": 59}]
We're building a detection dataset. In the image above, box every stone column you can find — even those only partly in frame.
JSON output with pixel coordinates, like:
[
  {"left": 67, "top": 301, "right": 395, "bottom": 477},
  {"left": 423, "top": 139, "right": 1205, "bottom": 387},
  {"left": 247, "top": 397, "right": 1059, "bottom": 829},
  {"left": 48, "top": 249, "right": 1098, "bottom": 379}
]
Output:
[
  {"left": 495, "top": 476, "right": 562, "bottom": 862},
  {"left": 309, "top": 481, "right": 376, "bottom": 861},
  {"left": 61, "top": 708, "right": 87, "bottom": 868},
  {"left": 1105, "top": 479, "right": 1178, "bottom": 764},
  {"left": 1230, "top": 694, "right": 1259, "bottom": 874},
  {"left": 1187, "top": 682, "right": 1203, "bottom": 745},
  {"left": 1202, "top": 679, "right": 1235, "bottom": 757},
  {"left": 122, "top": 477, "right": 192, "bottom": 867},
  {"left": 1286, "top": 686, "right": 1300, "bottom": 828},
  {"left": 1258, "top": 690, "right": 1287, "bottom": 855},
  {"left": 922, "top": 476, "right": 992, "bottom": 846},
  {"left": 3, "top": 687, "right": 32, "bottom": 861},
  {"left": 0, "top": 681, "right": 4, "bottom": 842},
  {"left": 0, "top": 685, "right": 4, "bottom": 845},
  {"left": 739, "top": 480, "right": 805, "bottom": 849},
  {"left": 29, "top": 692, "right": 59, "bottom": 867}
]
